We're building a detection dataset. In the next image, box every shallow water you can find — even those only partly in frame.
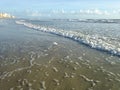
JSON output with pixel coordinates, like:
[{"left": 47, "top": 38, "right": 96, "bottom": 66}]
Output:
[
  {"left": 0, "top": 19, "right": 120, "bottom": 90},
  {"left": 16, "top": 19, "right": 120, "bottom": 56}
]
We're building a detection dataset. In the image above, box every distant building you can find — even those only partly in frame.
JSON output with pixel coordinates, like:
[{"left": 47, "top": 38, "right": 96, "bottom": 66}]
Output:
[{"left": 0, "top": 13, "right": 15, "bottom": 18}]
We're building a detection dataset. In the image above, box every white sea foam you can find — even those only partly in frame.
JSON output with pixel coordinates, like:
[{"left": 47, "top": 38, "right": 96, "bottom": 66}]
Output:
[{"left": 15, "top": 20, "right": 120, "bottom": 56}]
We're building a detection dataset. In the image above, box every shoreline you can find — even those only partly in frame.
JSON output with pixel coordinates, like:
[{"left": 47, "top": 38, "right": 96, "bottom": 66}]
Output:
[{"left": 0, "top": 19, "right": 120, "bottom": 90}]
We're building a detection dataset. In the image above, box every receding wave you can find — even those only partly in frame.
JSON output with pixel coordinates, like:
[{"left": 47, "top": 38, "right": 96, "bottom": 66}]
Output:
[{"left": 15, "top": 20, "right": 120, "bottom": 56}]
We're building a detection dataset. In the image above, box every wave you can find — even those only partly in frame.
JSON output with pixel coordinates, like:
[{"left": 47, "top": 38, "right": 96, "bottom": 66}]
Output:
[
  {"left": 53, "top": 19, "right": 120, "bottom": 23},
  {"left": 70, "top": 19, "right": 120, "bottom": 23},
  {"left": 15, "top": 20, "right": 120, "bottom": 57}
]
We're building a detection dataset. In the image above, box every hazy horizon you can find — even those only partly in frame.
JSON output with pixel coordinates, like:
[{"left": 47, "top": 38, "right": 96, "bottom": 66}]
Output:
[{"left": 0, "top": 0, "right": 120, "bottom": 19}]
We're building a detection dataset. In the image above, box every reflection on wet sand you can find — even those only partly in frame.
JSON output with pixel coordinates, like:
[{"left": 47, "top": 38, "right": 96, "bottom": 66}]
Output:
[{"left": 0, "top": 39, "right": 120, "bottom": 90}]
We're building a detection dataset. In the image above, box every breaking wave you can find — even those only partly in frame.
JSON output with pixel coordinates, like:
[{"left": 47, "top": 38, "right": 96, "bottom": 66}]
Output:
[{"left": 16, "top": 20, "right": 120, "bottom": 57}]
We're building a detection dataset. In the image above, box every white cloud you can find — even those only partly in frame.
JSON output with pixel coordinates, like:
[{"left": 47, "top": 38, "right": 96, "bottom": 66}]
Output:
[
  {"left": 51, "top": 9, "right": 110, "bottom": 16},
  {"left": 78, "top": 9, "right": 110, "bottom": 15},
  {"left": 103, "top": 10, "right": 110, "bottom": 15},
  {"left": 21, "top": 8, "right": 120, "bottom": 19},
  {"left": 52, "top": 9, "right": 66, "bottom": 14},
  {"left": 24, "top": 10, "right": 42, "bottom": 17},
  {"left": 31, "top": 12, "right": 42, "bottom": 17},
  {"left": 70, "top": 11, "right": 76, "bottom": 14},
  {"left": 112, "top": 9, "right": 120, "bottom": 14}
]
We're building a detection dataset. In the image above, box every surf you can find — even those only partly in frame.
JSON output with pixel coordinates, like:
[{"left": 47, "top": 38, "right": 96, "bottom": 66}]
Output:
[{"left": 16, "top": 20, "right": 120, "bottom": 57}]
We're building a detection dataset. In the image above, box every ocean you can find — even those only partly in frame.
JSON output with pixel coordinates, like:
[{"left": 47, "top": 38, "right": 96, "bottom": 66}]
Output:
[{"left": 0, "top": 19, "right": 120, "bottom": 90}]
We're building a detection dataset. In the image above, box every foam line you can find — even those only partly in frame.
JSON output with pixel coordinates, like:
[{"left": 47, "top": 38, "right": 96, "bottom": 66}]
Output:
[{"left": 16, "top": 20, "right": 120, "bottom": 57}]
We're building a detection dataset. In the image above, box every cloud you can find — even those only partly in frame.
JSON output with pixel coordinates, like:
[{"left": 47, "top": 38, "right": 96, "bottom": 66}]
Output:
[
  {"left": 78, "top": 9, "right": 110, "bottom": 15},
  {"left": 19, "top": 8, "right": 120, "bottom": 19},
  {"left": 113, "top": 9, "right": 120, "bottom": 14},
  {"left": 24, "top": 10, "right": 42, "bottom": 17},
  {"left": 30, "top": 12, "right": 42, "bottom": 17},
  {"left": 52, "top": 9, "right": 66, "bottom": 14},
  {"left": 51, "top": 9, "right": 111, "bottom": 16}
]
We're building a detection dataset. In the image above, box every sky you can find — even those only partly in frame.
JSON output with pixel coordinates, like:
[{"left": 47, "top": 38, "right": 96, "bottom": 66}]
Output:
[{"left": 0, "top": 0, "right": 120, "bottom": 19}]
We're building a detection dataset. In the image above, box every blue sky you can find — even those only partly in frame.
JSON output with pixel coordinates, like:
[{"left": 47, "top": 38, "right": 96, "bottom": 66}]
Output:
[{"left": 0, "top": 0, "right": 120, "bottom": 19}]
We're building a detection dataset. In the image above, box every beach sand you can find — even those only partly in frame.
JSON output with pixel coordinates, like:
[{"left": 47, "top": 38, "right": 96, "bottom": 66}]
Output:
[{"left": 0, "top": 36, "right": 120, "bottom": 90}]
